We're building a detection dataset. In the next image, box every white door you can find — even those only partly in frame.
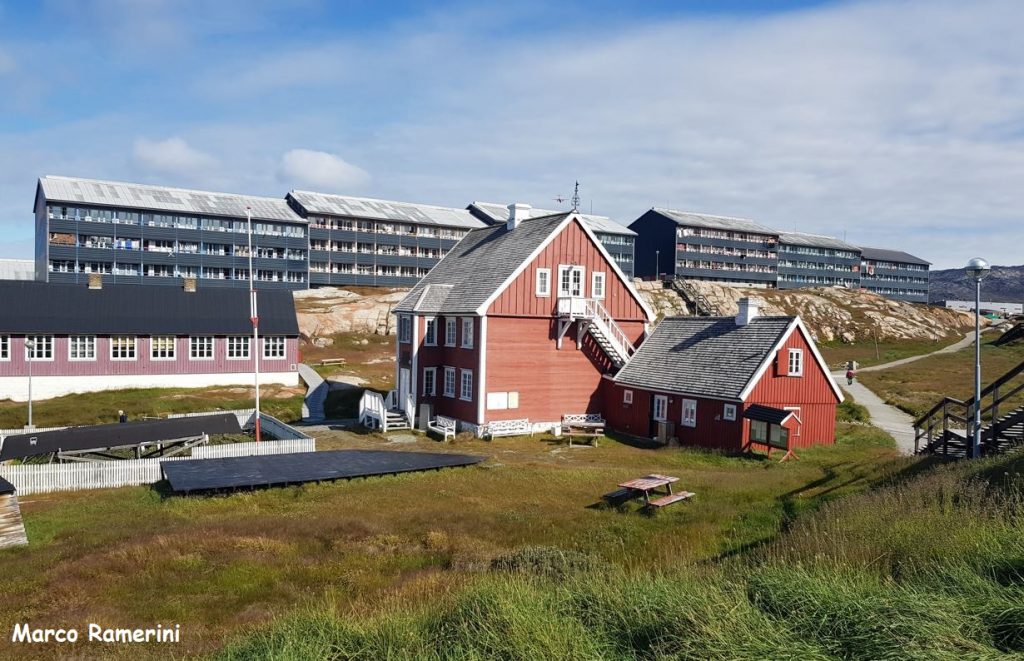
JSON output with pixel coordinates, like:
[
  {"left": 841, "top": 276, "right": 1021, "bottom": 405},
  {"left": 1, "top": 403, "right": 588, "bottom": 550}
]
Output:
[
  {"left": 399, "top": 368, "right": 411, "bottom": 403},
  {"left": 559, "top": 265, "right": 585, "bottom": 298},
  {"left": 653, "top": 395, "right": 668, "bottom": 421}
]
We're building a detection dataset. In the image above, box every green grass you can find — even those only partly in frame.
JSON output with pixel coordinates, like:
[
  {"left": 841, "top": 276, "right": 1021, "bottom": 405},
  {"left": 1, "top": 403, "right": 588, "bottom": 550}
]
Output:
[{"left": 818, "top": 335, "right": 963, "bottom": 370}]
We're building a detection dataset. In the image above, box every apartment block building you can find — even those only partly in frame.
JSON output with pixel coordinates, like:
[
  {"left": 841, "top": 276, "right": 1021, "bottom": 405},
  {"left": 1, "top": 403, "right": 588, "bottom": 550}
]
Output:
[
  {"left": 777, "top": 232, "right": 861, "bottom": 290},
  {"left": 858, "top": 247, "right": 930, "bottom": 303}
]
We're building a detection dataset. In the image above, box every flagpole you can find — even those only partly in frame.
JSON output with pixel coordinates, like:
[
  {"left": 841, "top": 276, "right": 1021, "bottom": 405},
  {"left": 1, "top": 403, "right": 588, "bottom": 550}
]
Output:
[{"left": 247, "top": 207, "right": 261, "bottom": 443}]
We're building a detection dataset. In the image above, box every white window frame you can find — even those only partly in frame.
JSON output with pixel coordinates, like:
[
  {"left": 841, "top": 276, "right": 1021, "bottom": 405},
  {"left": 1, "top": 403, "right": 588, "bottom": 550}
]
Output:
[
  {"left": 681, "top": 398, "right": 697, "bottom": 428},
  {"left": 150, "top": 336, "right": 176, "bottom": 361},
  {"left": 443, "top": 366, "right": 456, "bottom": 398},
  {"left": 623, "top": 389, "right": 633, "bottom": 404},
  {"left": 110, "top": 336, "right": 137, "bottom": 361},
  {"left": 723, "top": 403, "right": 737, "bottom": 422},
  {"left": 68, "top": 335, "right": 96, "bottom": 361},
  {"left": 444, "top": 317, "right": 456, "bottom": 347},
  {"left": 591, "top": 271, "right": 606, "bottom": 299},
  {"left": 424, "top": 317, "right": 437, "bottom": 346},
  {"left": 653, "top": 394, "right": 668, "bottom": 422},
  {"left": 557, "top": 264, "right": 585, "bottom": 297},
  {"left": 190, "top": 336, "right": 214, "bottom": 361},
  {"left": 535, "top": 268, "right": 551, "bottom": 297},
  {"left": 227, "top": 336, "right": 250, "bottom": 360},
  {"left": 788, "top": 348, "right": 804, "bottom": 376},
  {"left": 25, "top": 335, "right": 54, "bottom": 361},
  {"left": 399, "top": 315, "right": 412, "bottom": 344},
  {"left": 461, "top": 317, "right": 474, "bottom": 349},
  {"left": 423, "top": 367, "right": 437, "bottom": 396},
  {"left": 0, "top": 335, "right": 8, "bottom": 361},
  {"left": 263, "top": 336, "right": 286, "bottom": 359},
  {"left": 460, "top": 368, "right": 473, "bottom": 401}
]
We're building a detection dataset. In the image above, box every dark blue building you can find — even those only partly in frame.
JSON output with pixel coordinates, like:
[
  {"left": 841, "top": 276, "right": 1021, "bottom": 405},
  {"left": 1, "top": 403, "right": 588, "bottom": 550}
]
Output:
[
  {"left": 858, "top": 246, "right": 930, "bottom": 303},
  {"left": 777, "top": 232, "right": 861, "bottom": 290}
]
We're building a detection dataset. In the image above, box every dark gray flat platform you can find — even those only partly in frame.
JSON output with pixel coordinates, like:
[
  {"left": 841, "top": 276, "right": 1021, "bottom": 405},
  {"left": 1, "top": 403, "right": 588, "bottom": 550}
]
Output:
[{"left": 161, "top": 449, "right": 485, "bottom": 492}]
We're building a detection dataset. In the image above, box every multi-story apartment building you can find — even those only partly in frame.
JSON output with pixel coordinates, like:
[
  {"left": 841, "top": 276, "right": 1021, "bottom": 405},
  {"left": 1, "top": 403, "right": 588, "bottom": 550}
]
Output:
[
  {"left": 467, "top": 202, "right": 637, "bottom": 277},
  {"left": 630, "top": 208, "right": 779, "bottom": 287},
  {"left": 286, "top": 191, "right": 484, "bottom": 288},
  {"left": 777, "top": 232, "right": 861, "bottom": 290},
  {"left": 35, "top": 176, "right": 309, "bottom": 290},
  {"left": 858, "top": 246, "right": 930, "bottom": 303}
]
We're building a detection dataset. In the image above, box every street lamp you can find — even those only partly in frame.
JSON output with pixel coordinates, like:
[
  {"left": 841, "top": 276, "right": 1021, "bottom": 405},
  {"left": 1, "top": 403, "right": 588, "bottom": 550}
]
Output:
[
  {"left": 966, "top": 257, "right": 991, "bottom": 459},
  {"left": 24, "top": 337, "right": 34, "bottom": 430},
  {"left": 655, "top": 250, "right": 660, "bottom": 280}
]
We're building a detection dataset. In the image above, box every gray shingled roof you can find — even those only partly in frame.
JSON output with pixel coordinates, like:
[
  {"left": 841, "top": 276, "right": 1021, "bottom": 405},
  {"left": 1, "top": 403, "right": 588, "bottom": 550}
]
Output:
[
  {"left": 469, "top": 202, "right": 636, "bottom": 237},
  {"left": 859, "top": 246, "right": 931, "bottom": 266},
  {"left": 651, "top": 208, "right": 777, "bottom": 235},
  {"left": 779, "top": 231, "right": 860, "bottom": 252},
  {"left": 289, "top": 190, "right": 485, "bottom": 229},
  {"left": 38, "top": 176, "right": 303, "bottom": 223},
  {"left": 614, "top": 316, "right": 794, "bottom": 400},
  {"left": 394, "top": 213, "right": 572, "bottom": 314}
]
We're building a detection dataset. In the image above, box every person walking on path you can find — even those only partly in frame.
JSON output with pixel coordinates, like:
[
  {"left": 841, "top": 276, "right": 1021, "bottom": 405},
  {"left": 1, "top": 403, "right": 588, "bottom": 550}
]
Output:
[{"left": 845, "top": 361, "right": 857, "bottom": 386}]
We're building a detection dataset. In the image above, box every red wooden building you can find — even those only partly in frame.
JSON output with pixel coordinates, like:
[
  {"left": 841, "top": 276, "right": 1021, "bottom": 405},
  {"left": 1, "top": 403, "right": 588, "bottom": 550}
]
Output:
[
  {"left": 603, "top": 298, "right": 843, "bottom": 451},
  {"left": 387, "top": 205, "right": 655, "bottom": 434}
]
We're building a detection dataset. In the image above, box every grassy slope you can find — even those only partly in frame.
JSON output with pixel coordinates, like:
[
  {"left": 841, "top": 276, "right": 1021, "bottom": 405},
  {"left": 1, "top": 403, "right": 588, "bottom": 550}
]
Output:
[{"left": 818, "top": 335, "right": 963, "bottom": 370}]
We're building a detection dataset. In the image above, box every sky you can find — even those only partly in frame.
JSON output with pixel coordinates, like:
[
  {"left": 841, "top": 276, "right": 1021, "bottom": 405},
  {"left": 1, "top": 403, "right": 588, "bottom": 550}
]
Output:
[{"left": 0, "top": 0, "right": 1022, "bottom": 269}]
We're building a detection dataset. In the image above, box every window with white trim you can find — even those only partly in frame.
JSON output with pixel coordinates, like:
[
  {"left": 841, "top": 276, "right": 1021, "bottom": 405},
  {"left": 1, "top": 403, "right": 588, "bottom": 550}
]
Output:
[
  {"left": 110, "top": 336, "right": 137, "bottom": 360},
  {"left": 25, "top": 335, "right": 53, "bottom": 360},
  {"left": 0, "top": 335, "right": 8, "bottom": 361},
  {"left": 263, "top": 336, "right": 286, "bottom": 359},
  {"left": 227, "top": 336, "right": 250, "bottom": 359},
  {"left": 444, "top": 318, "right": 456, "bottom": 347},
  {"left": 68, "top": 335, "right": 95, "bottom": 361},
  {"left": 723, "top": 403, "right": 737, "bottom": 421},
  {"left": 536, "top": 268, "right": 551, "bottom": 297},
  {"left": 424, "top": 317, "right": 437, "bottom": 346},
  {"left": 461, "top": 318, "right": 474, "bottom": 349},
  {"left": 399, "top": 315, "right": 412, "bottom": 343},
  {"left": 788, "top": 348, "right": 804, "bottom": 376},
  {"left": 592, "top": 271, "right": 606, "bottom": 299},
  {"left": 443, "top": 366, "right": 456, "bottom": 397},
  {"left": 460, "top": 369, "right": 473, "bottom": 401},
  {"left": 653, "top": 394, "right": 668, "bottom": 422},
  {"left": 681, "top": 398, "right": 697, "bottom": 427},
  {"left": 423, "top": 367, "right": 436, "bottom": 396},
  {"left": 190, "top": 336, "right": 214, "bottom": 360},
  {"left": 558, "top": 265, "right": 585, "bottom": 297},
  {"left": 150, "top": 336, "right": 176, "bottom": 360},
  {"left": 623, "top": 389, "right": 633, "bottom": 404}
]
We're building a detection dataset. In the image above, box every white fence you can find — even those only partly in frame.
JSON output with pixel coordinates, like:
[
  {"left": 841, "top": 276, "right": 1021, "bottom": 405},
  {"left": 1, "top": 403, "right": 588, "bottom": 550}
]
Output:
[{"left": 192, "top": 437, "right": 314, "bottom": 459}]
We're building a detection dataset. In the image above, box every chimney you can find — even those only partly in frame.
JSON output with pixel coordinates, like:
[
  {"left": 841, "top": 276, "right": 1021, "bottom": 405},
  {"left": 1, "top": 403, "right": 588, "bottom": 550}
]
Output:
[
  {"left": 735, "top": 297, "right": 760, "bottom": 326},
  {"left": 183, "top": 277, "right": 197, "bottom": 293},
  {"left": 87, "top": 273, "right": 102, "bottom": 290},
  {"left": 507, "top": 203, "right": 531, "bottom": 230}
]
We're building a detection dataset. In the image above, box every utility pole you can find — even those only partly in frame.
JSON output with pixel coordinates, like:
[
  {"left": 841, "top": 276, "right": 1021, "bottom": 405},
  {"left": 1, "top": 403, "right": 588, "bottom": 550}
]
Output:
[{"left": 247, "top": 207, "right": 262, "bottom": 443}]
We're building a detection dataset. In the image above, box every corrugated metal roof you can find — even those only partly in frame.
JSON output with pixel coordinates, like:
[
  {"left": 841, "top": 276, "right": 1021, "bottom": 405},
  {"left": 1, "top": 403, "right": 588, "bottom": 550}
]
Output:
[
  {"left": 0, "top": 281, "right": 299, "bottom": 335},
  {"left": 859, "top": 246, "right": 931, "bottom": 266},
  {"left": 651, "top": 208, "right": 778, "bottom": 235},
  {"left": 779, "top": 231, "right": 860, "bottom": 252},
  {"left": 0, "top": 259, "right": 35, "bottom": 281},
  {"left": 289, "top": 191, "right": 485, "bottom": 229},
  {"left": 38, "top": 176, "right": 304, "bottom": 224},
  {"left": 468, "top": 202, "right": 636, "bottom": 237}
]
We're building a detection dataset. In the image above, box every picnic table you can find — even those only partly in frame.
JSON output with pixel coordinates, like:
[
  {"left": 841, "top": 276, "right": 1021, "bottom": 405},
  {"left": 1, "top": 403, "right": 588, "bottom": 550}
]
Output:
[{"left": 608, "top": 474, "right": 694, "bottom": 508}]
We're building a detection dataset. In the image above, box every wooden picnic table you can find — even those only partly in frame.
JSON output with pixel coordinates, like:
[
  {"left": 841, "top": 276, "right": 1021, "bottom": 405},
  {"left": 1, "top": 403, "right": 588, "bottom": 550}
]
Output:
[{"left": 613, "top": 474, "right": 692, "bottom": 508}]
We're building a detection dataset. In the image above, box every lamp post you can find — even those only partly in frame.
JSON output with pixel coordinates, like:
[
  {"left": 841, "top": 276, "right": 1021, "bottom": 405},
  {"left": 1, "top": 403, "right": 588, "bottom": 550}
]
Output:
[
  {"left": 246, "top": 207, "right": 262, "bottom": 443},
  {"left": 24, "top": 337, "right": 34, "bottom": 429},
  {"left": 655, "top": 250, "right": 660, "bottom": 280},
  {"left": 966, "top": 257, "right": 991, "bottom": 459}
]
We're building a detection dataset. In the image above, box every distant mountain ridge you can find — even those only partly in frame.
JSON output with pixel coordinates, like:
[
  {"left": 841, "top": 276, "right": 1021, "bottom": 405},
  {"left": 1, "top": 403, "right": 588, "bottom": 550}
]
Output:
[{"left": 929, "top": 265, "right": 1024, "bottom": 303}]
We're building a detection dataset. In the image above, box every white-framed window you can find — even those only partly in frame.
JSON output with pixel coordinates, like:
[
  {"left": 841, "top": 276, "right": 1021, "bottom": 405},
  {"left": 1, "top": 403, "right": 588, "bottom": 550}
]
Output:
[
  {"left": 150, "top": 336, "right": 176, "bottom": 360},
  {"left": 682, "top": 398, "right": 697, "bottom": 427},
  {"left": 444, "top": 318, "right": 456, "bottom": 347},
  {"left": 399, "top": 315, "right": 412, "bottom": 343},
  {"left": 423, "top": 367, "right": 437, "bottom": 396},
  {"left": 460, "top": 369, "right": 473, "bottom": 401},
  {"left": 443, "top": 366, "right": 456, "bottom": 397},
  {"left": 623, "top": 389, "right": 633, "bottom": 404},
  {"left": 461, "top": 318, "right": 474, "bottom": 349},
  {"left": 750, "top": 419, "right": 768, "bottom": 443},
  {"left": 190, "top": 336, "right": 214, "bottom": 360},
  {"left": 25, "top": 335, "right": 54, "bottom": 361},
  {"left": 0, "top": 335, "right": 8, "bottom": 361},
  {"left": 653, "top": 394, "right": 668, "bottom": 422},
  {"left": 788, "top": 348, "right": 804, "bottom": 376},
  {"left": 227, "top": 336, "right": 250, "bottom": 360},
  {"left": 592, "top": 271, "right": 606, "bottom": 299},
  {"left": 68, "top": 335, "right": 96, "bottom": 361},
  {"left": 536, "top": 268, "right": 551, "bottom": 297},
  {"left": 424, "top": 317, "right": 437, "bottom": 346},
  {"left": 558, "top": 265, "right": 585, "bottom": 297},
  {"left": 110, "top": 336, "right": 137, "bottom": 360},
  {"left": 263, "top": 336, "right": 286, "bottom": 359},
  {"left": 723, "top": 403, "right": 737, "bottom": 421}
]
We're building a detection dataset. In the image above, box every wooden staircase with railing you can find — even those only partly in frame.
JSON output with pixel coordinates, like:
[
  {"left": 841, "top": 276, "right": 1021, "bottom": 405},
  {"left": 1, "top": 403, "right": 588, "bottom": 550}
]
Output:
[
  {"left": 556, "top": 297, "right": 637, "bottom": 368},
  {"left": 670, "top": 278, "right": 722, "bottom": 317},
  {"left": 914, "top": 359, "right": 1024, "bottom": 458}
]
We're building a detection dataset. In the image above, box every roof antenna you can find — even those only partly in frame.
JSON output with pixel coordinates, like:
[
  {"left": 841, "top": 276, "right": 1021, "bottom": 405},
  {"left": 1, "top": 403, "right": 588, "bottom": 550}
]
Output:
[{"left": 571, "top": 181, "right": 580, "bottom": 213}]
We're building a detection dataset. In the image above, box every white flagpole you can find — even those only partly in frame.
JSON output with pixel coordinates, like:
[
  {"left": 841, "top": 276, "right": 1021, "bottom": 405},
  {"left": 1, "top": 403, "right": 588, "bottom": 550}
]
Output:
[{"left": 247, "top": 207, "right": 261, "bottom": 442}]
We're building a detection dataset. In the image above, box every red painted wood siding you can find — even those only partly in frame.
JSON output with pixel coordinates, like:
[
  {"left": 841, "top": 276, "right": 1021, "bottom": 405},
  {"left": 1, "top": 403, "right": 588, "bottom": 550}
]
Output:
[
  {"left": 488, "top": 219, "right": 647, "bottom": 322},
  {"left": 415, "top": 316, "right": 479, "bottom": 422}
]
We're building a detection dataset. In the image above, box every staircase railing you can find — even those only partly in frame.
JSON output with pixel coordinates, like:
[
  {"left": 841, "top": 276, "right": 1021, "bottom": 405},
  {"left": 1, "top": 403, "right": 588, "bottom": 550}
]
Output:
[
  {"left": 671, "top": 278, "right": 721, "bottom": 317},
  {"left": 384, "top": 389, "right": 398, "bottom": 410},
  {"left": 359, "top": 390, "right": 388, "bottom": 432},
  {"left": 404, "top": 392, "right": 415, "bottom": 428},
  {"left": 583, "top": 298, "right": 636, "bottom": 365}
]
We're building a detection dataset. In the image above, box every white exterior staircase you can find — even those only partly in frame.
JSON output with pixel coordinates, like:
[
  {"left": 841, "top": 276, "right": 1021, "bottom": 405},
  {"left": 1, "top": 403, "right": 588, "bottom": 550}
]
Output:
[
  {"left": 556, "top": 297, "right": 636, "bottom": 368},
  {"left": 359, "top": 389, "right": 413, "bottom": 432}
]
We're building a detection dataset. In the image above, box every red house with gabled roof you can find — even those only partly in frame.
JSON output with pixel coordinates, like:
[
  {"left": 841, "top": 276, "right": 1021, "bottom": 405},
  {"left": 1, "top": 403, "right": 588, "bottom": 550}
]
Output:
[{"left": 384, "top": 205, "right": 656, "bottom": 434}]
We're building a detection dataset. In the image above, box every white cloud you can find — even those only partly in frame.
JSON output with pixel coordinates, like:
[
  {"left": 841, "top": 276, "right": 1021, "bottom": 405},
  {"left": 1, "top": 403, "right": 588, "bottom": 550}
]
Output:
[
  {"left": 276, "top": 149, "right": 370, "bottom": 191},
  {"left": 132, "top": 137, "right": 219, "bottom": 177}
]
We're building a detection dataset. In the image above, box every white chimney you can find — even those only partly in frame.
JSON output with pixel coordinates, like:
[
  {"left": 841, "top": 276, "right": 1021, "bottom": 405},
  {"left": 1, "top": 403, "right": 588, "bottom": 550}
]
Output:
[
  {"left": 507, "top": 203, "right": 531, "bottom": 230},
  {"left": 736, "top": 297, "right": 760, "bottom": 326}
]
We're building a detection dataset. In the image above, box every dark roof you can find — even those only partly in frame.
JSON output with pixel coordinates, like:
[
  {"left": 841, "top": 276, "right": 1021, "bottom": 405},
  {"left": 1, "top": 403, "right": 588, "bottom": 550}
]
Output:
[
  {"left": 394, "top": 212, "right": 572, "bottom": 314},
  {"left": 614, "top": 316, "right": 794, "bottom": 400},
  {"left": 743, "top": 404, "right": 794, "bottom": 425},
  {"left": 779, "top": 232, "right": 860, "bottom": 252},
  {"left": 650, "top": 208, "right": 777, "bottom": 235},
  {"left": 0, "top": 476, "right": 15, "bottom": 495},
  {"left": 859, "top": 246, "right": 931, "bottom": 266},
  {"left": 0, "top": 282, "right": 298, "bottom": 335},
  {"left": 0, "top": 414, "right": 242, "bottom": 461}
]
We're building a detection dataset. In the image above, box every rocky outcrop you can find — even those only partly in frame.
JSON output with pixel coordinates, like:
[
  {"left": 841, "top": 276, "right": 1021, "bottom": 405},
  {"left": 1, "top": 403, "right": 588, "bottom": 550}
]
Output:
[
  {"left": 294, "top": 287, "right": 407, "bottom": 337},
  {"left": 632, "top": 279, "right": 689, "bottom": 319}
]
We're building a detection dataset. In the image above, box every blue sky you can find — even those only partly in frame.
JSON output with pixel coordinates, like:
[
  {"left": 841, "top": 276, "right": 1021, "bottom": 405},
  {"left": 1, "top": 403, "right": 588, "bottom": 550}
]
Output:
[{"left": 1, "top": 0, "right": 1022, "bottom": 269}]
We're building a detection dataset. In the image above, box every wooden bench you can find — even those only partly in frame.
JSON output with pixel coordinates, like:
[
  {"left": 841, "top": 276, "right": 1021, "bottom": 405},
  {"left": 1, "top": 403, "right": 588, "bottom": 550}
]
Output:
[
  {"left": 562, "top": 414, "right": 605, "bottom": 446},
  {"left": 485, "top": 419, "right": 532, "bottom": 439},
  {"left": 647, "top": 492, "right": 694, "bottom": 508},
  {"left": 319, "top": 358, "right": 346, "bottom": 366},
  {"left": 427, "top": 415, "right": 457, "bottom": 442}
]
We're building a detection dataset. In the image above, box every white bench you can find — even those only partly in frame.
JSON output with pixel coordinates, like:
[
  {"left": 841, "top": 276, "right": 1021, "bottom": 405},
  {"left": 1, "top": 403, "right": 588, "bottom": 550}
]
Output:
[
  {"left": 427, "top": 415, "right": 457, "bottom": 442},
  {"left": 562, "top": 414, "right": 605, "bottom": 446},
  {"left": 485, "top": 419, "right": 532, "bottom": 439}
]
